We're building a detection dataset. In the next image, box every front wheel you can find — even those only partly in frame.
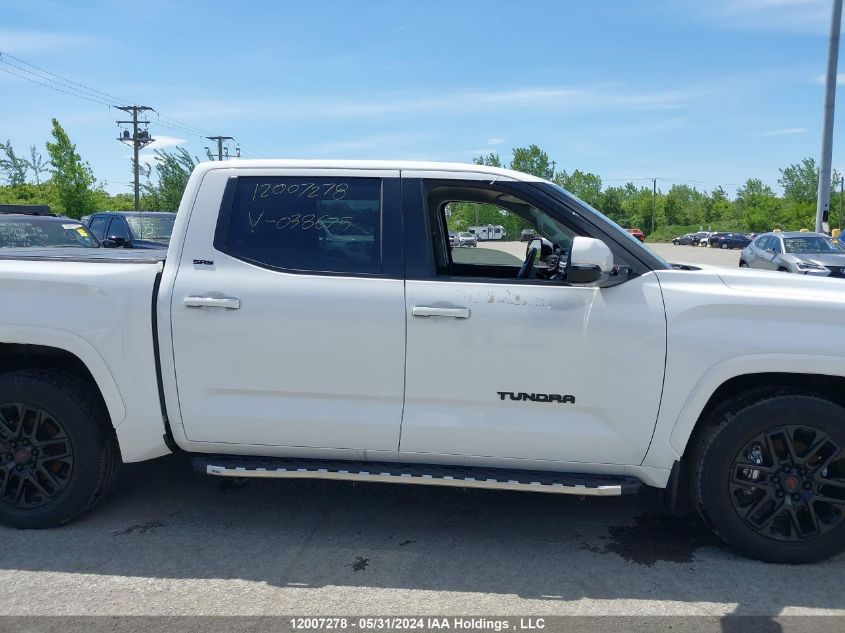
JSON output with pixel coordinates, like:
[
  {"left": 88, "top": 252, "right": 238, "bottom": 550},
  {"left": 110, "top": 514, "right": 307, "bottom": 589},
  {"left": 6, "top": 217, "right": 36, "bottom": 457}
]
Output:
[
  {"left": 739, "top": 260, "right": 748, "bottom": 267},
  {"left": 720, "top": 243, "right": 729, "bottom": 249},
  {"left": 691, "top": 392, "right": 845, "bottom": 563},
  {"left": 0, "top": 370, "right": 120, "bottom": 528}
]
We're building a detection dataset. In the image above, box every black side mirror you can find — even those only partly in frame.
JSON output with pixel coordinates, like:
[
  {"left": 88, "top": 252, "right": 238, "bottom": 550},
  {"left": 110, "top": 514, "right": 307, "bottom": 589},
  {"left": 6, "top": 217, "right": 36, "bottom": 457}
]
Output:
[
  {"left": 106, "top": 235, "right": 129, "bottom": 248},
  {"left": 566, "top": 264, "right": 602, "bottom": 284}
]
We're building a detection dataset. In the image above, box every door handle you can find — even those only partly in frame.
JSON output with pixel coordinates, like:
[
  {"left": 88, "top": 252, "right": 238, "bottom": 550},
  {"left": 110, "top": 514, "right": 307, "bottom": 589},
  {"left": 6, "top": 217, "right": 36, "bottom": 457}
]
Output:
[
  {"left": 184, "top": 295, "right": 241, "bottom": 309},
  {"left": 412, "top": 306, "right": 470, "bottom": 319}
]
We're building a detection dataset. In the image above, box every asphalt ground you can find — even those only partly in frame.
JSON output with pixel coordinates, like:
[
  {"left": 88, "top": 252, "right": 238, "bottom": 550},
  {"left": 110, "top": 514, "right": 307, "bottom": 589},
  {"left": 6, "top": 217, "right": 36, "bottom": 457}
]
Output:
[
  {"left": 0, "top": 454, "right": 843, "bottom": 616},
  {"left": 1, "top": 240, "right": 840, "bottom": 619}
]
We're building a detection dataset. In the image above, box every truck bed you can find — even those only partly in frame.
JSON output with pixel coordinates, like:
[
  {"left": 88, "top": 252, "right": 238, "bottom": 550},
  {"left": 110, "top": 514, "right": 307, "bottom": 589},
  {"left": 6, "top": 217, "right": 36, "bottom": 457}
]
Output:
[{"left": 0, "top": 246, "right": 167, "bottom": 263}]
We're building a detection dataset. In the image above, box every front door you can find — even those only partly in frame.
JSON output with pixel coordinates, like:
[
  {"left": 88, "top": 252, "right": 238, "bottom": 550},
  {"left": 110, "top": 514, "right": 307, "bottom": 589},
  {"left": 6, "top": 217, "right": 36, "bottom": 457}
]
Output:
[
  {"left": 170, "top": 169, "right": 405, "bottom": 450},
  {"left": 399, "top": 174, "right": 667, "bottom": 466}
]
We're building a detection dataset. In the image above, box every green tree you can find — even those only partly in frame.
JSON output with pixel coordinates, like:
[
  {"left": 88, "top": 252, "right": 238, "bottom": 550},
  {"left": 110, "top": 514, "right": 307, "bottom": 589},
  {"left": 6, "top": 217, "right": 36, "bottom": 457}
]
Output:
[
  {"left": 735, "top": 179, "right": 781, "bottom": 232},
  {"left": 510, "top": 145, "right": 555, "bottom": 179},
  {"left": 473, "top": 153, "right": 502, "bottom": 168},
  {"left": 149, "top": 147, "right": 198, "bottom": 211},
  {"left": 556, "top": 170, "right": 603, "bottom": 207},
  {"left": 27, "top": 145, "right": 50, "bottom": 184},
  {"left": 45, "top": 119, "right": 98, "bottom": 217},
  {"left": 0, "top": 140, "right": 29, "bottom": 186}
]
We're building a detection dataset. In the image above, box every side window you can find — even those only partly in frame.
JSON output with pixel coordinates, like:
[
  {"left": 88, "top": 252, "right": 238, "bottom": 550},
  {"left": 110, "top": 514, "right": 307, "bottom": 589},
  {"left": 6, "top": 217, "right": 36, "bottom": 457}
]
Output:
[
  {"left": 88, "top": 216, "right": 109, "bottom": 240},
  {"left": 108, "top": 218, "right": 131, "bottom": 241},
  {"left": 425, "top": 181, "right": 577, "bottom": 281},
  {"left": 220, "top": 177, "right": 382, "bottom": 274},
  {"left": 771, "top": 237, "right": 782, "bottom": 254}
]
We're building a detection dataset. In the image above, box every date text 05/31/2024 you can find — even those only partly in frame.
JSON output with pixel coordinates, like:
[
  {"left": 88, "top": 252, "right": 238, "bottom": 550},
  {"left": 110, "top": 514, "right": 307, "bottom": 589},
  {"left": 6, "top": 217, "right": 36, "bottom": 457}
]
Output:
[{"left": 288, "top": 617, "right": 547, "bottom": 631}]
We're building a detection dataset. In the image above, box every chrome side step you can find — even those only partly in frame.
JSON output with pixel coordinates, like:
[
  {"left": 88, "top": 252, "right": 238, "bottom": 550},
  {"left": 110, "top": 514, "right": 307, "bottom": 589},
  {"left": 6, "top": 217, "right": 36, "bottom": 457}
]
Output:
[{"left": 193, "top": 457, "right": 641, "bottom": 496}]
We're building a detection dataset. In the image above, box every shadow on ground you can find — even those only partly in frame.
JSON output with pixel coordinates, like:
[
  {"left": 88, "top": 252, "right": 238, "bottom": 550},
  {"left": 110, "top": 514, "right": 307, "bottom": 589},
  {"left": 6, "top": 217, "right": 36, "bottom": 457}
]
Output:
[{"left": 1, "top": 454, "right": 842, "bottom": 616}]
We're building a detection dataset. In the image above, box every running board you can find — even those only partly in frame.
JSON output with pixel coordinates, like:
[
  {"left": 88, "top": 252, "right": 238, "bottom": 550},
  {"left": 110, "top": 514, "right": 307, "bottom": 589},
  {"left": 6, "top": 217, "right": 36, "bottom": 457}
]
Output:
[{"left": 192, "top": 457, "right": 641, "bottom": 497}]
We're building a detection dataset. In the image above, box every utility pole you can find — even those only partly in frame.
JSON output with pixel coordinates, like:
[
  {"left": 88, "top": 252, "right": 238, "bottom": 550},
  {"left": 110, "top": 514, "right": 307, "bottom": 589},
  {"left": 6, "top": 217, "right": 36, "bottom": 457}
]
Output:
[
  {"left": 651, "top": 178, "right": 657, "bottom": 234},
  {"left": 116, "top": 105, "right": 154, "bottom": 211},
  {"left": 205, "top": 136, "right": 234, "bottom": 161},
  {"left": 816, "top": 0, "right": 843, "bottom": 234}
]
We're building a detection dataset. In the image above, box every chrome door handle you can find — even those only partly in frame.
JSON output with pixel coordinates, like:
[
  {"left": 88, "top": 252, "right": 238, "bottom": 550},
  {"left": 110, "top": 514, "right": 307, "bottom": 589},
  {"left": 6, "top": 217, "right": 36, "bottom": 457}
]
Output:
[
  {"left": 184, "top": 295, "right": 241, "bottom": 309},
  {"left": 412, "top": 306, "right": 470, "bottom": 319}
]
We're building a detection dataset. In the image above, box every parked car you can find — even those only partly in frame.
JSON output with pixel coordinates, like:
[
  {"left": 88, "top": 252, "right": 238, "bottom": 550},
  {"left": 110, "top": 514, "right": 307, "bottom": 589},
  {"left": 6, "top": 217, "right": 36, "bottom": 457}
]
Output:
[
  {"left": 455, "top": 231, "right": 478, "bottom": 247},
  {"left": 3, "top": 159, "right": 845, "bottom": 564},
  {"left": 0, "top": 204, "right": 54, "bottom": 216},
  {"left": 448, "top": 231, "right": 458, "bottom": 247},
  {"left": 626, "top": 228, "right": 645, "bottom": 242},
  {"left": 672, "top": 233, "right": 697, "bottom": 245},
  {"left": 84, "top": 211, "right": 176, "bottom": 249},
  {"left": 521, "top": 228, "right": 536, "bottom": 242},
  {"left": 0, "top": 214, "right": 99, "bottom": 249},
  {"left": 711, "top": 232, "right": 752, "bottom": 249},
  {"left": 706, "top": 232, "right": 730, "bottom": 247},
  {"left": 696, "top": 232, "right": 713, "bottom": 247},
  {"left": 740, "top": 231, "right": 845, "bottom": 276}
]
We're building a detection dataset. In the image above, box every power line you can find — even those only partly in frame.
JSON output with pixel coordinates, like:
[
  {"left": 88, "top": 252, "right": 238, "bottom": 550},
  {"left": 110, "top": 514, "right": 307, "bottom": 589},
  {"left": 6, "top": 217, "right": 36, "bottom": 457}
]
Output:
[
  {"left": 0, "top": 51, "right": 128, "bottom": 105},
  {"left": 1, "top": 50, "right": 258, "bottom": 157}
]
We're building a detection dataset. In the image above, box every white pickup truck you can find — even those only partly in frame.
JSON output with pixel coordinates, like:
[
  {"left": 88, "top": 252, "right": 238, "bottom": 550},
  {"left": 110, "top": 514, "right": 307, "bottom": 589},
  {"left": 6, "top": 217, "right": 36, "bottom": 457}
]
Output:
[{"left": 1, "top": 160, "right": 844, "bottom": 564}]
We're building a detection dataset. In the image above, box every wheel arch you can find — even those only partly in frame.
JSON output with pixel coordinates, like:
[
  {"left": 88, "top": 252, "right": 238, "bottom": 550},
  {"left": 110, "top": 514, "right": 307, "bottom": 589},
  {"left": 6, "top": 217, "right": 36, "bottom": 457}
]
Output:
[
  {"left": 0, "top": 330, "right": 126, "bottom": 429},
  {"left": 669, "top": 362, "right": 845, "bottom": 462}
]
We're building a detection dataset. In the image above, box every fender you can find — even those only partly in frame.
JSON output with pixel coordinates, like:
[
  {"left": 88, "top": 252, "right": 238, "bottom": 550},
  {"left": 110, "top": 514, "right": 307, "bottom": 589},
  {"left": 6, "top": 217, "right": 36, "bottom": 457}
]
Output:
[
  {"left": 0, "top": 324, "right": 126, "bottom": 427},
  {"left": 644, "top": 353, "right": 845, "bottom": 469}
]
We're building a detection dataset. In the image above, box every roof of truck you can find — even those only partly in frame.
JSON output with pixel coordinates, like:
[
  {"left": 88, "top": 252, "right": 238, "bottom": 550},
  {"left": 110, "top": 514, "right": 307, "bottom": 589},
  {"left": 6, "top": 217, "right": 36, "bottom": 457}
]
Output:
[{"left": 196, "top": 159, "right": 547, "bottom": 182}]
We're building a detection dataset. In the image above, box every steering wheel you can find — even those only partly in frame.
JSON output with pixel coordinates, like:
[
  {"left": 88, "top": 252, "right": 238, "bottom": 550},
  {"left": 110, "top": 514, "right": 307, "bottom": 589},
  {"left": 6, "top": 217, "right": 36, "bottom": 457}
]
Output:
[{"left": 518, "top": 244, "right": 538, "bottom": 279}]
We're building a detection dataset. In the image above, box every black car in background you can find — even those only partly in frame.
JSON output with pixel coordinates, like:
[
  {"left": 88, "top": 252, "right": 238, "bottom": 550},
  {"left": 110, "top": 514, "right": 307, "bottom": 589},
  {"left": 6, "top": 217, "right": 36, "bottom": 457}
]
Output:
[
  {"left": 672, "top": 233, "right": 697, "bottom": 245},
  {"left": 83, "top": 211, "right": 176, "bottom": 249},
  {"left": 0, "top": 214, "right": 99, "bottom": 248},
  {"left": 711, "top": 232, "right": 752, "bottom": 249}
]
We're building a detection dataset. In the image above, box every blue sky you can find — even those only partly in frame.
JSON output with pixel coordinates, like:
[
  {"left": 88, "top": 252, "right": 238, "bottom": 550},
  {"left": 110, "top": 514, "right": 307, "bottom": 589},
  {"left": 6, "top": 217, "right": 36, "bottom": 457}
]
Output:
[{"left": 1, "top": 0, "right": 844, "bottom": 195}]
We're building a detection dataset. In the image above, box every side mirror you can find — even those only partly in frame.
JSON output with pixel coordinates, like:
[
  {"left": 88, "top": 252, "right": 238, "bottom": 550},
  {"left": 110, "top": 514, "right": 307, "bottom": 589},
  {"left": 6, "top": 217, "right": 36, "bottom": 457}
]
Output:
[
  {"left": 567, "top": 236, "right": 614, "bottom": 284},
  {"left": 106, "top": 235, "right": 128, "bottom": 248}
]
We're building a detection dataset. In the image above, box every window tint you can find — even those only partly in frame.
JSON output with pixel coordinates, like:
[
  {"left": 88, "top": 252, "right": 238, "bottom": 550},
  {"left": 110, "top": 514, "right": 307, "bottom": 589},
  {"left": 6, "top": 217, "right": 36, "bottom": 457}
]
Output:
[
  {"left": 88, "top": 216, "right": 109, "bottom": 240},
  {"left": 108, "top": 218, "right": 131, "bottom": 241},
  {"left": 222, "top": 177, "right": 382, "bottom": 274}
]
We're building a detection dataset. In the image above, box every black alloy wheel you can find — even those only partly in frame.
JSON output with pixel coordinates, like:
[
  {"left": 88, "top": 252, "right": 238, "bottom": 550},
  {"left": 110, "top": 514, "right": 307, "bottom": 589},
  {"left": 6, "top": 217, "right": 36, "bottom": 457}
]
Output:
[{"left": 0, "top": 402, "right": 74, "bottom": 509}]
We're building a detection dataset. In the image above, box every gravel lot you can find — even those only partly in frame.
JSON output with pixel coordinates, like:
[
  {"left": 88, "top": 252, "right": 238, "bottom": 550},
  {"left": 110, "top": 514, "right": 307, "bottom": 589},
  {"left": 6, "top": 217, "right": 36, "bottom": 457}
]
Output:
[{"left": 2, "top": 239, "right": 840, "bottom": 619}]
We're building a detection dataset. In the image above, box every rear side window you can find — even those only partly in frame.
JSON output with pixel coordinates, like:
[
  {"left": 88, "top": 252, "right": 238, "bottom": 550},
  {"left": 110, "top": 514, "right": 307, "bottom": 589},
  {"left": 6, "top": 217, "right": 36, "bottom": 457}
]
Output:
[
  {"left": 220, "top": 177, "right": 382, "bottom": 274},
  {"left": 88, "top": 216, "right": 109, "bottom": 240}
]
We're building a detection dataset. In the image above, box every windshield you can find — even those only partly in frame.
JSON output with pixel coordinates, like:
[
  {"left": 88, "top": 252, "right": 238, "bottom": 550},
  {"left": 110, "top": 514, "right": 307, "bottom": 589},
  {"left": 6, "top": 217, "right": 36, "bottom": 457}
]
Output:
[
  {"left": 784, "top": 236, "right": 845, "bottom": 254},
  {"left": 0, "top": 220, "right": 99, "bottom": 248},
  {"left": 540, "top": 183, "right": 672, "bottom": 268},
  {"left": 126, "top": 215, "right": 175, "bottom": 241}
]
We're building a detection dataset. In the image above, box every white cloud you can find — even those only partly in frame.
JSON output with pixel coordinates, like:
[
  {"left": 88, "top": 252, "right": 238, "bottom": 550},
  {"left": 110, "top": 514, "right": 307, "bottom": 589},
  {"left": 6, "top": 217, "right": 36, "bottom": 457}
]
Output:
[
  {"left": 305, "top": 133, "right": 429, "bottom": 154},
  {"left": 486, "top": 137, "right": 505, "bottom": 145},
  {"left": 167, "top": 84, "right": 691, "bottom": 123},
  {"left": 146, "top": 134, "right": 186, "bottom": 149},
  {"left": 758, "top": 127, "right": 807, "bottom": 136},
  {"left": 0, "top": 29, "right": 103, "bottom": 55},
  {"left": 814, "top": 73, "right": 845, "bottom": 85}
]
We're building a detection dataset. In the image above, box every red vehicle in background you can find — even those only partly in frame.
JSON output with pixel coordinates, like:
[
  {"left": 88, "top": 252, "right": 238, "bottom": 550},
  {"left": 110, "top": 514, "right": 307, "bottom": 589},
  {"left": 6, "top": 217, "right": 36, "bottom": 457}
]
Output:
[{"left": 626, "top": 228, "right": 645, "bottom": 242}]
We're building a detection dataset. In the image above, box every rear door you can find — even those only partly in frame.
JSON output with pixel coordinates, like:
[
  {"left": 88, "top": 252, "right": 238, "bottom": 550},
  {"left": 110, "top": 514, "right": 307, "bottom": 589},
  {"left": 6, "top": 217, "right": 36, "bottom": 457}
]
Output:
[{"left": 169, "top": 168, "right": 405, "bottom": 450}]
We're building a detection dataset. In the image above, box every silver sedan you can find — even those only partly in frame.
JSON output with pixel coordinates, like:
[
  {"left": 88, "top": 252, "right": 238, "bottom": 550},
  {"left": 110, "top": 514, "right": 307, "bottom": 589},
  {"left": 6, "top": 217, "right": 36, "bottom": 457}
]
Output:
[{"left": 740, "top": 231, "right": 845, "bottom": 277}]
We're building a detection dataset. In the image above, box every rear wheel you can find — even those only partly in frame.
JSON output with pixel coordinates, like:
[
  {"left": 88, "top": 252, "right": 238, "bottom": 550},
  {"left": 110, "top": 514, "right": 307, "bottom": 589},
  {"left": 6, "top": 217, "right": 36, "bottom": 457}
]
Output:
[
  {"left": 739, "top": 260, "right": 748, "bottom": 267},
  {"left": 691, "top": 392, "right": 845, "bottom": 563},
  {"left": 720, "top": 243, "right": 729, "bottom": 249},
  {"left": 0, "top": 370, "right": 119, "bottom": 528}
]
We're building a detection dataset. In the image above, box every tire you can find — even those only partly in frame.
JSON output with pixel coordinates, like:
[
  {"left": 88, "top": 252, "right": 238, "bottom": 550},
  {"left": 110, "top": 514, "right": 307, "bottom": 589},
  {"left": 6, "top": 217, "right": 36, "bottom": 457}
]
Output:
[
  {"left": 690, "top": 391, "right": 845, "bottom": 563},
  {"left": 739, "top": 260, "right": 748, "bottom": 267},
  {"left": 778, "top": 267, "right": 790, "bottom": 273},
  {"left": 0, "top": 369, "right": 120, "bottom": 528},
  {"left": 720, "top": 243, "right": 728, "bottom": 249},
  {"left": 673, "top": 240, "right": 679, "bottom": 245}
]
